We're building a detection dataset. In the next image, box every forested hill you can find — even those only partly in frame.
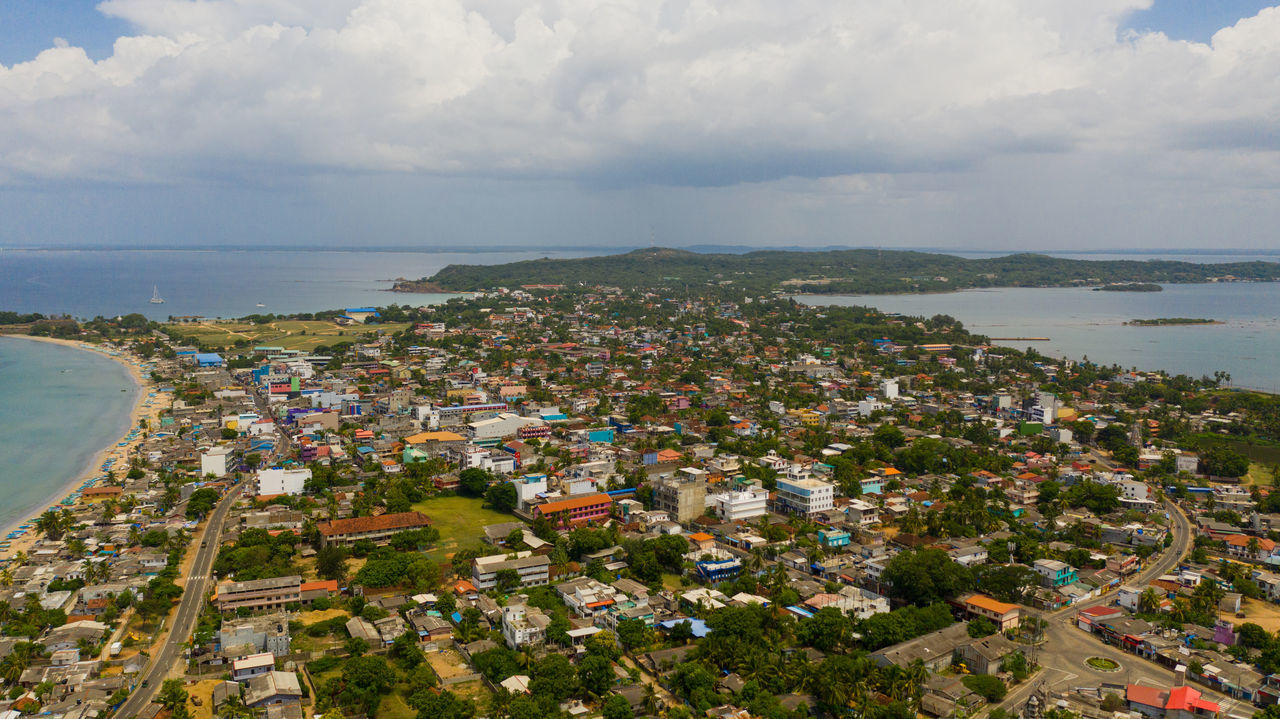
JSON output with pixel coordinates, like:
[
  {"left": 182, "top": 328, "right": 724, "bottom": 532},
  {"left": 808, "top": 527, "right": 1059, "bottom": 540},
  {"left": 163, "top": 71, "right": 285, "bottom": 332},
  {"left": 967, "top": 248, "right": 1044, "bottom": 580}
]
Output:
[{"left": 394, "top": 247, "right": 1280, "bottom": 294}]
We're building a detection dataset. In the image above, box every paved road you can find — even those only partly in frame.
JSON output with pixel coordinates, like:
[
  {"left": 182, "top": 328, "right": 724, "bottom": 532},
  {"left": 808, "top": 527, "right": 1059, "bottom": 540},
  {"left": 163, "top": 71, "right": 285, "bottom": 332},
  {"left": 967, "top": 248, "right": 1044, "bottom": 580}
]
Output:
[
  {"left": 990, "top": 498, "right": 1211, "bottom": 716},
  {"left": 116, "top": 483, "right": 244, "bottom": 718}
]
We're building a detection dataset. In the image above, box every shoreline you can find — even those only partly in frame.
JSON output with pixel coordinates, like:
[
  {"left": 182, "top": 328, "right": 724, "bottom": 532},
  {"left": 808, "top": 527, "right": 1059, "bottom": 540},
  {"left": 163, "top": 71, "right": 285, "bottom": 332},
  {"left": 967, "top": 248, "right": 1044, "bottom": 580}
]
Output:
[{"left": 0, "top": 336, "right": 169, "bottom": 556}]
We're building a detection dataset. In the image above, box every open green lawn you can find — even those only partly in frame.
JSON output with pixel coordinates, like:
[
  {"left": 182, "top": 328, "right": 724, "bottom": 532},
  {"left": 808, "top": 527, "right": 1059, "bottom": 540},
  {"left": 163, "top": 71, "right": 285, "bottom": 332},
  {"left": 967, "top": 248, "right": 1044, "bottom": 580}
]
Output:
[
  {"left": 411, "top": 495, "right": 514, "bottom": 562},
  {"left": 378, "top": 692, "right": 417, "bottom": 719},
  {"left": 164, "top": 319, "right": 411, "bottom": 351},
  {"left": 1247, "top": 463, "right": 1277, "bottom": 487}
]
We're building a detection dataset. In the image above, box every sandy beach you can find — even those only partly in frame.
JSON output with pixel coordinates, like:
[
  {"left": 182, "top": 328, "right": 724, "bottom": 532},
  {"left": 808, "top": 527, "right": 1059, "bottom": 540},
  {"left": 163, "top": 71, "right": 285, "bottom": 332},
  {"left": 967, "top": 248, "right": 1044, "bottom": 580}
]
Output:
[{"left": 0, "top": 335, "right": 172, "bottom": 557}]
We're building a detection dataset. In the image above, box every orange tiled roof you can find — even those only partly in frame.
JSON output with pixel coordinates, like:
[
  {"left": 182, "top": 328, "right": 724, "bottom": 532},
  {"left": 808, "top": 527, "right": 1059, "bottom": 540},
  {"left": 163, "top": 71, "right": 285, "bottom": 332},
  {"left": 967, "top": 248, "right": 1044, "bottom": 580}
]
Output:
[
  {"left": 536, "top": 493, "right": 612, "bottom": 514},
  {"left": 318, "top": 511, "right": 431, "bottom": 537}
]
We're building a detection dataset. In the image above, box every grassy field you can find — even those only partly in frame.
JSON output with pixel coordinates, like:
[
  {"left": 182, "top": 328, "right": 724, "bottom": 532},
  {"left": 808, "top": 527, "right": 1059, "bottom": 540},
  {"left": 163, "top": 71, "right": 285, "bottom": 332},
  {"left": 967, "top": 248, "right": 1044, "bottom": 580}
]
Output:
[
  {"left": 1246, "top": 463, "right": 1277, "bottom": 487},
  {"left": 1186, "top": 433, "right": 1280, "bottom": 466},
  {"left": 378, "top": 693, "right": 418, "bottom": 719},
  {"left": 165, "top": 319, "right": 411, "bottom": 351},
  {"left": 411, "top": 495, "right": 514, "bottom": 562}
]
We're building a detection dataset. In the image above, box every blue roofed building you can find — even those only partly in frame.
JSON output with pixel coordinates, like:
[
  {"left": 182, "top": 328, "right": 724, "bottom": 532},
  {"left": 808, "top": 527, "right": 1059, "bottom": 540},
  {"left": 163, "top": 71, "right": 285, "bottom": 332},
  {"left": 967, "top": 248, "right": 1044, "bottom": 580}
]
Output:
[
  {"left": 342, "top": 308, "right": 381, "bottom": 323},
  {"left": 194, "top": 353, "right": 225, "bottom": 367}
]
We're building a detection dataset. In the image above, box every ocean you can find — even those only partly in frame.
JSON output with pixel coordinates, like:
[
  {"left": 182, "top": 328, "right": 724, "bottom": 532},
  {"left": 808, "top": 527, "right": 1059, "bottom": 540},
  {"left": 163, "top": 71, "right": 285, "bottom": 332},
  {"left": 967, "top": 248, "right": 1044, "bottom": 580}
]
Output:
[
  {"left": 0, "top": 248, "right": 609, "bottom": 321},
  {"left": 796, "top": 282, "right": 1280, "bottom": 392},
  {"left": 0, "top": 337, "right": 139, "bottom": 532}
]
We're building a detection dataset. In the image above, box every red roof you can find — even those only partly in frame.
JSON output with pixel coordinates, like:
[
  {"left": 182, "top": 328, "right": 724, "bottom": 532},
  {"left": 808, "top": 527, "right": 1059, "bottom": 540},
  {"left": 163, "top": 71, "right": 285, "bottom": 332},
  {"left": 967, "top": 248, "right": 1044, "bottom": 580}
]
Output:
[
  {"left": 300, "top": 579, "right": 339, "bottom": 593},
  {"left": 1126, "top": 684, "right": 1219, "bottom": 714},
  {"left": 536, "top": 493, "right": 612, "bottom": 514},
  {"left": 318, "top": 511, "right": 431, "bottom": 537},
  {"left": 1079, "top": 606, "right": 1121, "bottom": 618}
]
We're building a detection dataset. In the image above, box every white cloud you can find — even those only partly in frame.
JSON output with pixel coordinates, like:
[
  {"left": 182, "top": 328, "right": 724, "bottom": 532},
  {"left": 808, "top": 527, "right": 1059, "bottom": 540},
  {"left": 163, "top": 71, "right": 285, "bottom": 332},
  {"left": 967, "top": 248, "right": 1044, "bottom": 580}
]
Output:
[{"left": 0, "top": 0, "right": 1278, "bottom": 193}]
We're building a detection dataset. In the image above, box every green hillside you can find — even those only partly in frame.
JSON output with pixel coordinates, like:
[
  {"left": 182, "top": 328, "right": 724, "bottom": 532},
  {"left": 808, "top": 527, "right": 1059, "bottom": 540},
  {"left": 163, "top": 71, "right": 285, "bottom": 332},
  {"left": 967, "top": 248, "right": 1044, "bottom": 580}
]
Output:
[{"left": 394, "top": 247, "right": 1280, "bottom": 294}]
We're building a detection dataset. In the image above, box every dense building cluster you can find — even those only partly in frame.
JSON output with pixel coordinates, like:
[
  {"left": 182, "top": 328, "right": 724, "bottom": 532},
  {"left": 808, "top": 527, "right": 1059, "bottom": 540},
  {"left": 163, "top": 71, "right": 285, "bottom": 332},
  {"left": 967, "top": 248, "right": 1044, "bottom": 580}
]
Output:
[{"left": 4, "top": 285, "right": 1280, "bottom": 719}]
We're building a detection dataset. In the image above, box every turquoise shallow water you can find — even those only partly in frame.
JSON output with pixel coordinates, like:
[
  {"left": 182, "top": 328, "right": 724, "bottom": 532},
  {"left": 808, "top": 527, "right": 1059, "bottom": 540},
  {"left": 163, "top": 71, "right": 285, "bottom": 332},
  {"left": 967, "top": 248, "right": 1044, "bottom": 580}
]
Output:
[{"left": 0, "top": 338, "right": 139, "bottom": 531}]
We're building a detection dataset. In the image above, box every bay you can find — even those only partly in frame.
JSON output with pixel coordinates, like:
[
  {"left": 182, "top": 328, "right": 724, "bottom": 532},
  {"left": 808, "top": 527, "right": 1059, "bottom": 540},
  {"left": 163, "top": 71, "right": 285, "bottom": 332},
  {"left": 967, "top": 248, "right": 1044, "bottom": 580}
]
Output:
[
  {"left": 0, "top": 338, "right": 138, "bottom": 532},
  {"left": 0, "top": 248, "right": 606, "bottom": 321},
  {"left": 797, "top": 283, "right": 1280, "bottom": 392}
]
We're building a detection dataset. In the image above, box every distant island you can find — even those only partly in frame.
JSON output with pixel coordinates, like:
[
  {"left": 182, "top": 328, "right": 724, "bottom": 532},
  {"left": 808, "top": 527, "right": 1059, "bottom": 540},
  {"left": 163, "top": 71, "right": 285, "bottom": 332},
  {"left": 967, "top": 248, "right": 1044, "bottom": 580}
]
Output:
[
  {"left": 1096, "top": 282, "right": 1162, "bottom": 292},
  {"left": 392, "top": 246, "right": 1280, "bottom": 295},
  {"left": 1126, "top": 317, "right": 1220, "bottom": 326}
]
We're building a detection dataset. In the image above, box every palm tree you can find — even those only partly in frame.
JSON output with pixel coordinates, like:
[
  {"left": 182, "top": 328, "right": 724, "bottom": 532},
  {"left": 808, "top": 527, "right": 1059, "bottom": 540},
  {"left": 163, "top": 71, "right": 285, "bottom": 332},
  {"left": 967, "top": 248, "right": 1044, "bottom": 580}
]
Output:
[
  {"left": 66, "top": 538, "right": 87, "bottom": 558},
  {"left": 36, "top": 510, "right": 64, "bottom": 540},
  {"left": 217, "top": 692, "right": 255, "bottom": 719},
  {"left": 642, "top": 684, "right": 660, "bottom": 715},
  {"left": 99, "top": 499, "right": 119, "bottom": 525},
  {"left": 0, "top": 642, "right": 35, "bottom": 684}
]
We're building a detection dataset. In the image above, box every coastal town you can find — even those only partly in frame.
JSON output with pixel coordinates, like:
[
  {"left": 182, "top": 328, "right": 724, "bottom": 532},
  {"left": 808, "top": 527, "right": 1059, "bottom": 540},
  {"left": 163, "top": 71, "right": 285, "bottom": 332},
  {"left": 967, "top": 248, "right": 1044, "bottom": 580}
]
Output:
[{"left": 3, "top": 287, "right": 1280, "bottom": 719}]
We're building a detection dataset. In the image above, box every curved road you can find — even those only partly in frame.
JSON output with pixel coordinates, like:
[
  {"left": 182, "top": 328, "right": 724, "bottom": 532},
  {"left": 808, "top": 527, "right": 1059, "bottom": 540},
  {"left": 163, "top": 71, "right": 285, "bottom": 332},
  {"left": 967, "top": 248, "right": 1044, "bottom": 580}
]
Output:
[
  {"left": 116, "top": 483, "right": 244, "bottom": 718},
  {"left": 991, "top": 498, "right": 1204, "bottom": 715}
]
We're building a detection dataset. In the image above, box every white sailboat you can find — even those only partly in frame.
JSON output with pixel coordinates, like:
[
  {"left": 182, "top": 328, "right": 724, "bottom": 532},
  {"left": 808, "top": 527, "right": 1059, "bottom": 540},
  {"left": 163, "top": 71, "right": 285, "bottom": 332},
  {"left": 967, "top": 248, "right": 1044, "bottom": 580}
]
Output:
[{"left": 149, "top": 285, "right": 165, "bottom": 304}]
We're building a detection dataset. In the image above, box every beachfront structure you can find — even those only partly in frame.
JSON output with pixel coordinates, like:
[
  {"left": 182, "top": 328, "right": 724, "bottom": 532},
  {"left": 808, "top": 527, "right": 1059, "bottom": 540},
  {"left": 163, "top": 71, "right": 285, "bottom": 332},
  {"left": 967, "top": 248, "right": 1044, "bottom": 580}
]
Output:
[
  {"left": 774, "top": 475, "right": 835, "bottom": 516},
  {"left": 533, "top": 493, "right": 612, "bottom": 527},
  {"left": 214, "top": 576, "right": 303, "bottom": 614},
  {"left": 317, "top": 511, "right": 431, "bottom": 547},
  {"left": 256, "top": 467, "right": 311, "bottom": 497},
  {"left": 472, "top": 552, "right": 552, "bottom": 590}
]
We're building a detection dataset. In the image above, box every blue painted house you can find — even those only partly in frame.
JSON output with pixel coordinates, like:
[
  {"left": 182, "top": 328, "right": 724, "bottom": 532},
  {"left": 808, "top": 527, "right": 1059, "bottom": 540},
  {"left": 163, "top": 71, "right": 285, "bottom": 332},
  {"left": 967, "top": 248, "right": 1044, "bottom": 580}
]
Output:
[{"left": 818, "top": 529, "right": 851, "bottom": 548}]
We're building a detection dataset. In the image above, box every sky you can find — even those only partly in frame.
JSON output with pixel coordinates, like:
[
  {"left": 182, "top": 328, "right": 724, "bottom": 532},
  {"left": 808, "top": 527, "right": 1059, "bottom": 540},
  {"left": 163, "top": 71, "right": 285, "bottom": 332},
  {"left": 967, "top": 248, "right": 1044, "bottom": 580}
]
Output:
[{"left": 1, "top": 1, "right": 1279, "bottom": 251}]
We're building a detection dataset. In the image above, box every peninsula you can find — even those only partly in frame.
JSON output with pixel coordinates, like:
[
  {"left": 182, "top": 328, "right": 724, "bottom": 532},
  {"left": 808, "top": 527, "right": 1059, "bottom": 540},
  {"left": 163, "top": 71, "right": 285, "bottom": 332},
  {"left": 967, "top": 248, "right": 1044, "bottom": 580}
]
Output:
[
  {"left": 1126, "top": 317, "right": 1220, "bottom": 326},
  {"left": 391, "top": 246, "right": 1280, "bottom": 294}
]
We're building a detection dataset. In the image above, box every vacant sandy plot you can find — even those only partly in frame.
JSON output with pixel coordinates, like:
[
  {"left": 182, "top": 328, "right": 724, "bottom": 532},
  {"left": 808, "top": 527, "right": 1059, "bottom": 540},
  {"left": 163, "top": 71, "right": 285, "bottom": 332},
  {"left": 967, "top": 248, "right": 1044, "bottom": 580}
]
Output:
[
  {"left": 426, "top": 649, "right": 473, "bottom": 680},
  {"left": 296, "top": 608, "right": 349, "bottom": 625},
  {"left": 187, "top": 679, "right": 225, "bottom": 719},
  {"left": 1219, "top": 597, "right": 1280, "bottom": 632}
]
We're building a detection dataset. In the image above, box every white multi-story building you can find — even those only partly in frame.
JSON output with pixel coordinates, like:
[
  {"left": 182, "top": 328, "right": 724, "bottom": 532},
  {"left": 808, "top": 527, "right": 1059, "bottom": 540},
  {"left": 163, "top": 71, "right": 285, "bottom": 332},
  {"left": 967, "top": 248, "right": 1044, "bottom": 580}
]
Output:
[
  {"left": 709, "top": 487, "right": 770, "bottom": 522},
  {"left": 774, "top": 476, "right": 834, "bottom": 516},
  {"left": 845, "top": 499, "right": 879, "bottom": 528},
  {"left": 256, "top": 467, "right": 311, "bottom": 497},
  {"left": 1117, "top": 480, "right": 1154, "bottom": 504},
  {"left": 510, "top": 474, "right": 548, "bottom": 510},
  {"left": 201, "top": 446, "right": 231, "bottom": 478},
  {"left": 472, "top": 553, "right": 551, "bottom": 590},
  {"left": 880, "top": 379, "right": 899, "bottom": 400},
  {"left": 501, "top": 597, "right": 549, "bottom": 649}
]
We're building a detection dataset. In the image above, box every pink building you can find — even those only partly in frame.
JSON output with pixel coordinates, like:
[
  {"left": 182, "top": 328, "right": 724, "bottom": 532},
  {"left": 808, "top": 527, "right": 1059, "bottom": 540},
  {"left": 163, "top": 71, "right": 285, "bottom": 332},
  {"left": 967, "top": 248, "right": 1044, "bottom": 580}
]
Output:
[{"left": 534, "top": 493, "right": 613, "bottom": 527}]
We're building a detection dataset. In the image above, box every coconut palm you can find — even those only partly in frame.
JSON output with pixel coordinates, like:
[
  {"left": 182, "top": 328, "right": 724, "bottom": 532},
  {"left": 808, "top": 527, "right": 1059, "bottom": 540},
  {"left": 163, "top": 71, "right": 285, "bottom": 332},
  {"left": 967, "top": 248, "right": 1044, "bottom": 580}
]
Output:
[
  {"left": 642, "top": 684, "right": 660, "bottom": 715},
  {"left": 36, "top": 510, "right": 65, "bottom": 541}
]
